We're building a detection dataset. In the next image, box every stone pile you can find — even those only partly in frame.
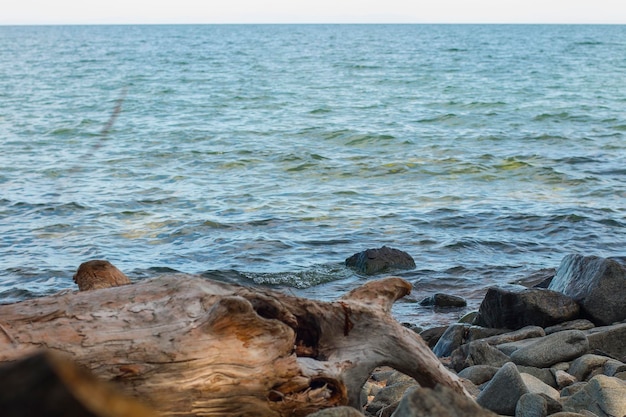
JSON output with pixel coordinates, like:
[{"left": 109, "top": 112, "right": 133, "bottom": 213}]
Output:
[{"left": 311, "top": 253, "right": 626, "bottom": 417}]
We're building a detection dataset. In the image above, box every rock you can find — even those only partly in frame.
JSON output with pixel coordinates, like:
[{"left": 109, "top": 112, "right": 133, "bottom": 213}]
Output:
[
  {"left": 458, "top": 365, "right": 499, "bottom": 385},
  {"left": 515, "top": 392, "right": 562, "bottom": 417},
  {"left": 497, "top": 337, "right": 542, "bottom": 356},
  {"left": 473, "top": 286, "right": 580, "bottom": 330},
  {"left": 569, "top": 354, "right": 611, "bottom": 381},
  {"left": 510, "top": 330, "right": 589, "bottom": 368},
  {"left": 419, "top": 326, "right": 448, "bottom": 349},
  {"left": 584, "top": 322, "right": 626, "bottom": 361},
  {"left": 477, "top": 362, "right": 529, "bottom": 415},
  {"left": 603, "top": 359, "right": 626, "bottom": 377},
  {"left": 545, "top": 319, "right": 595, "bottom": 335},
  {"left": 450, "top": 340, "right": 511, "bottom": 372},
  {"left": 433, "top": 324, "right": 506, "bottom": 358},
  {"left": 548, "top": 254, "right": 626, "bottom": 326},
  {"left": 561, "top": 375, "right": 626, "bottom": 417},
  {"left": 520, "top": 373, "right": 560, "bottom": 400},
  {"left": 419, "top": 293, "right": 467, "bottom": 308},
  {"left": 458, "top": 311, "right": 478, "bottom": 323},
  {"left": 365, "top": 375, "right": 416, "bottom": 416},
  {"left": 517, "top": 366, "right": 557, "bottom": 388},
  {"left": 481, "top": 326, "right": 546, "bottom": 346},
  {"left": 307, "top": 406, "right": 365, "bottom": 417},
  {"left": 553, "top": 370, "right": 577, "bottom": 389},
  {"left": 391, "top": 384, "right": 498, "bottom": 417},
  {"left": 345, "top": 246, "right": 415, "bottom": 275},
  {"left": 510, "top": 268, "right": 556, "bottom": 288},
  {"left": 73, "top": 260, "right": 131, "bottom": 291},
  {"left": 548, "top": 413, "right": 595, "bottom": 417}
]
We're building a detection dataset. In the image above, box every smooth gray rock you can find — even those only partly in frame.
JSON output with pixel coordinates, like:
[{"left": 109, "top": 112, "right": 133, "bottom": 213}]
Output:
[
  {"left": 561, "top": 375, "right": 626, "bottom": 417},
  {"left": 482, "top": 326, "right": 546, "bottom": 346},
  {"left": 451, "top": 340, "right": 511, "bottom": 372},
  {"left": 307, "top": 406, "right": 365, "bottom": 417},
  {"left": 458, "top": 365, "right": 499, "bottom": 385},
  {"left": 473, "top": 286, "right": 580, "bottom": 330},
  {"left": 548, "top": 254, "right": 626, "bottom": 326},
  {"left": 545, "top": 319, "right": 595, "bottom": 335},
  {"left": 584, "top": 322, "right": 626, "bottom": 361},
  {"left": 420, "top": 293, "right": 467, "bottom": 308},
  {"left": 345, "top": 246, "right": 415, "bottom": 275},
  {"left": 520, "top": 373, "right": 560, "bottom": 400},
  {"left": 391, "top": 384, "right": 498, "bottom": 417},
  {"left": 569, "top": 354, "right": 610, "bottom": 381},
  {"left": 510, "top": 330, "right": 589, "bottom": 368},
  {"left": 517, "top": 366, "right": 557, "bottom": 388},
  {"left": 477, "top": 362, "right": 529, "bottom": 415},
  {"left": 515, "top": 393, "right": 562, "bottom": 417}
]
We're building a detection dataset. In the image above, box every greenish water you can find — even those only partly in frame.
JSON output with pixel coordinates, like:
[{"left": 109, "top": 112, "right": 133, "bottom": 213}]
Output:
[{"left": 1, "top": 24, "right": 625, "bottom": 327}]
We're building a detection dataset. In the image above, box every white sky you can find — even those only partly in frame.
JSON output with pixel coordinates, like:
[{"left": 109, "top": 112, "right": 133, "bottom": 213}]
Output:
[{"left": 2, "top": 0, "right": 626, "bottom": 25}]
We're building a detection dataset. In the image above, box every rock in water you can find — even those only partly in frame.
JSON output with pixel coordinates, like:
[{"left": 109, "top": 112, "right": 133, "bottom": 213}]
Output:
[
  {"left": 73, "top": 260, "right": 131, "bottom": 291},
  {"left": 345, "top": 246, "right": 415, "bottom": 275},
  {"left": 548, "top": 254, "right": 626, "bottom": 325}
]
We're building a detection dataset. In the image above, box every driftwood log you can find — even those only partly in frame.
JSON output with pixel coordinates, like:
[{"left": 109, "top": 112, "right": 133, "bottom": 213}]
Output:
[{"left": 0, "top": 270, "right": 467, "bottom": 416}]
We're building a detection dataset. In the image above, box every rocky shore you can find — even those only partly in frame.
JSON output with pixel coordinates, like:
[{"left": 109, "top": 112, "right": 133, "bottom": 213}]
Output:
[{"left": 317, "top": 252, "right": 626, "bottom": 417}]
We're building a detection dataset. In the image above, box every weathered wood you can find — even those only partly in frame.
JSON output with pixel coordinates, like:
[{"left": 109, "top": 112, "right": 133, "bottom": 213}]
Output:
[
  {"left": 0, "top": 272, "right": 468, "bottom": 416},
  {"left": 0, "top": 350, "right": 157, "bottom": 417}
]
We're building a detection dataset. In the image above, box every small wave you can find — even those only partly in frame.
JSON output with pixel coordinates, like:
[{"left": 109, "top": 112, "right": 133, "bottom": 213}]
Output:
[{"left": 241, "top": 263, "right": 351, "bottom": 289}]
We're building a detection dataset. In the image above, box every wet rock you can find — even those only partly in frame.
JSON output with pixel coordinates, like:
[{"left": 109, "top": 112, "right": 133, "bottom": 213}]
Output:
[
  {"left": 510, "top": 330, "right": 589, "bottom": 368},
  {"left": 73, "top": 259, "right": 131, "bottom": 291},
  {"left": 345, "top": 246, "right": 415, "bottom": 275},
  {"left": 391, "top": 384, "right": 498, "bottom": 417},
  {"left": 477, "top": 362, "right": 529, "bottom": 415},
  {"left": 450, "top": 340, "right": 511, "bottom": 372},
  {"left": 584, "top": 322, "right": 626, "bottom": 361},
  {"left": 474, "top": 286, "right": 580, "bottom": 330},
  {"left": 548, "top": 254, "right": 626, "bottom": 326},
  {"left": 561, "top": 375, "right": 626, "bottom": 417},
  {"left": 419, "top": 293, "right": 467, "bottom": 308}
]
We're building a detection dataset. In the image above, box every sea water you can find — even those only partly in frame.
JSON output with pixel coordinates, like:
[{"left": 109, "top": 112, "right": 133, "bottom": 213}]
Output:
[{"left": 1, "top": 24, "right": 625, "bottom": 327}]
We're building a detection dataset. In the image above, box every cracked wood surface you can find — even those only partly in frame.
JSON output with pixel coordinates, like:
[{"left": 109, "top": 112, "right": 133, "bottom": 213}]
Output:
[{"left": 0, "top": 274, "right": 467, "bottom": 416}]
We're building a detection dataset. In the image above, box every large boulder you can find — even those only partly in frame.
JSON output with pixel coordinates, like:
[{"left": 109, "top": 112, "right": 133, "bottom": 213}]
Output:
[
  {"left": 548, "top": 254, "right": 626, "bottom": 325},
  {"left": 473, "top": 286, "right": 580, "bottom": 330},
  {"left": 345, "top": 246, "right": 415, "bottom": 275},
  {"left": 510, "top": 330, "right": 589, "bottom": 368},
  {"left": 391, "top": 384, "right": 498, "bottom": 417}
]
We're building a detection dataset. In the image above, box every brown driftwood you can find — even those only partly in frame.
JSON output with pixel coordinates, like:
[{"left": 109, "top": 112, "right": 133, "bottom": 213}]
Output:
[
  {"left": 0, "top": 350, "right": 156, "bottom": 417},
  {"left": 0, "top": 271, "right": 467, "bottom": 416}
]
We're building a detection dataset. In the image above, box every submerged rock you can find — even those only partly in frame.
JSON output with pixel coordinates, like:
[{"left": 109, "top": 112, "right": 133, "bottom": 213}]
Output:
[
  {"left": 345, "top": 246, "right": 415, "bottom": 275},
  {"left": 548, "top": 254, "right": 626, "bottom": 326}
]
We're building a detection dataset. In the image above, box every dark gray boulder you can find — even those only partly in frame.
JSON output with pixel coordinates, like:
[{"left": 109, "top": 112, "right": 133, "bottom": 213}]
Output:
[
  {"left": 390, "top": 384, "right": 498, "bottom": 417},
  {"left": 419, "top": 293, "right": 467, "bottom": 308},
  {"left": 477, "top": 362, "right": 529, "bottom": 415},
  {"left": 345, "top": 246, "right": 415, "bottom": 275},
  {"left": 548, "top": 254, "right": 626, "bottom": 325},
  {"left": 473, "top": 286, "right": 580, "bottom": 330}
]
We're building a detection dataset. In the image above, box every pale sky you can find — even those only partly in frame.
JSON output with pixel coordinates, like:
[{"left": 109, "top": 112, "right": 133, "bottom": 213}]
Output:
[{"left": 2, "top": 0, "right": 626, "bottom": 25}]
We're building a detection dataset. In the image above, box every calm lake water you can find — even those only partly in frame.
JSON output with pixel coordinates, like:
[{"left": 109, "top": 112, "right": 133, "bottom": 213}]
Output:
[{"left": 1, "top": 24, "right": 625, "bottom": 327}]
